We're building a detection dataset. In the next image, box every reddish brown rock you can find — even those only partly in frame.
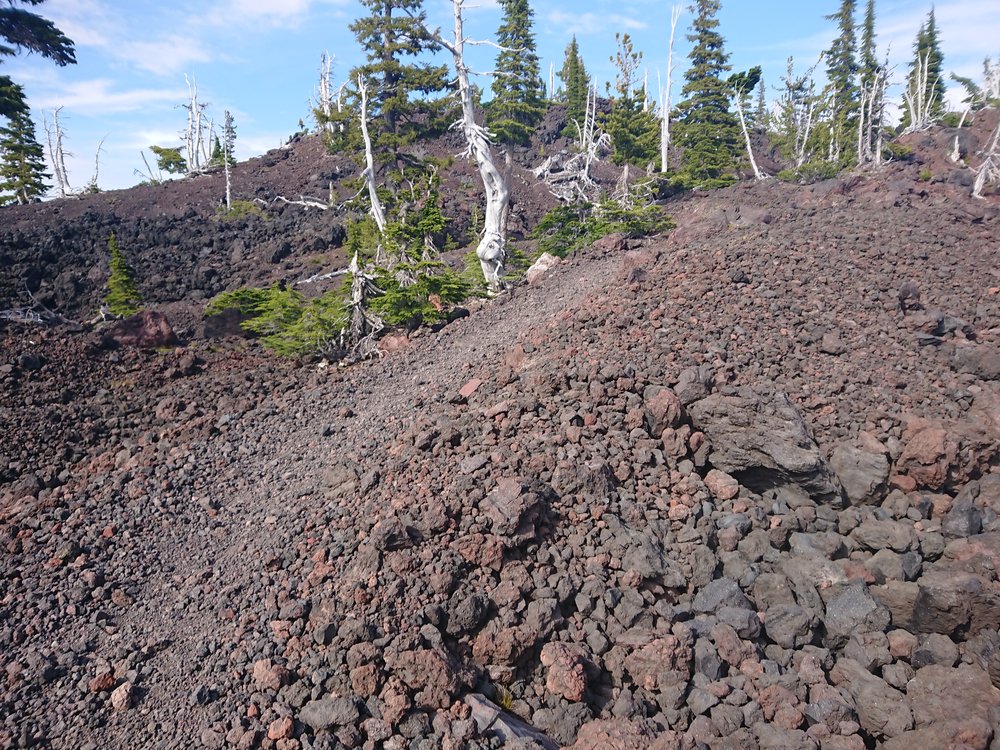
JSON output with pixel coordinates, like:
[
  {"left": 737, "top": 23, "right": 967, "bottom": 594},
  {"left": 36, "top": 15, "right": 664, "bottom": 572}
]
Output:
[
  {"left": 109, "top": 310, "right": 177, "bottom": 348},
  {"left": 251, "top": 659, "right": 291, "bottom": 691},
  {"left": 540, "top": 642, "right": 588, "bottom": 702},
  {"left": 897, "top": 424, "right": 960, "bottom": 489}
]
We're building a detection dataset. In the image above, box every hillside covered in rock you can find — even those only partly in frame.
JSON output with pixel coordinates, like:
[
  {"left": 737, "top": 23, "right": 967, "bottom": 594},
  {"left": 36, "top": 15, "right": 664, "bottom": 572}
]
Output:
[{"left": 2, "top": 118, "right": 1000, "bottom": 750}]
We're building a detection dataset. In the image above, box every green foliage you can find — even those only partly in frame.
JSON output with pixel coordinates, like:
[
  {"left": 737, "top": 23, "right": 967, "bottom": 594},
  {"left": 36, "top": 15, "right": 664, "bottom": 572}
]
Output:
[
  {"left": 776, "top": 160, "right": 840, "bottom": 184},
  {"left": 216, "top": 199, "right": 263, "bottom": 221},
  {"left": 919, "top": 167, "right": 933, "bottom": 182},
  {"left": 823, "top": 0, "right": 859, "bottom": 152},
  {"left": 0, "top": 96, "right": 48, "bottom": 204},
  {"left": 901, "top": 8, "right": 946, "bottom": 129},
  {"left": 149, "top": 145, "right": 186, "bottom": 174},
  {"left": 488, "top": 0, "right": 544, "bottom": 146},
  {"left": 882, "top": 141, "right": 914, "bottom": 161},
  {"left": 676, "top": 0, "right": 739, "bottom": 188},
  {"left": 206, "top": 284, "right": 348, "bottom": 358},
  {"left": 349, "top": 0, "right": 450, "bottom": 152},
  {"left": 531, "top": 199, "right": 673, "bottom": 257},
  {"left": 369, "top": 262, "right": 470, "bottom": 326},
  {"left": 105, "top": 233, "right": 142, "bottom": 317},
  {"left": 0, "top": 1, "right": 75, "bottom": 120},
  {"left": 558, "top": 36, "right": 589, "bottom": 137},
  {"left": 605, "top": 33, "right": 659, "bottom": 166}
]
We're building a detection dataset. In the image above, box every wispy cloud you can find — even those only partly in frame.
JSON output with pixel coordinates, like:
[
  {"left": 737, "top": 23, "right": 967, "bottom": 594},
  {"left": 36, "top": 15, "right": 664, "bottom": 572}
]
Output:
[
  {"left": 545, "top": 10, "right": 647, "bottom": 35},
  {"left": 204, "top": 0, "right": 348, "bottom": 29},
  {"left": 115, "top": 36, "right": 214, "bottom": 76},
  {"left": 30, "top": 79, "right": 187, "bottom": 114}
]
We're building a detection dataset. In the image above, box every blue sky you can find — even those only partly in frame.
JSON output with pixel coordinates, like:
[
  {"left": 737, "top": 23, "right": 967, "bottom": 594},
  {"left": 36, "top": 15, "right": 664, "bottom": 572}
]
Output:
[{"left": 8, "top": 0, "right": 1000, "bottom": 193}]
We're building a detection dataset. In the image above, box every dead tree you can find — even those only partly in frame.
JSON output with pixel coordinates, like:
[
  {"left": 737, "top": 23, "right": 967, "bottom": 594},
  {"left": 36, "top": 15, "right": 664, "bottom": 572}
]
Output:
[
  {"left": 85, "top": 136, "right": 107, "bottom": 192},
  {"left": 313, "top": 51, "right": 335, "bottom": 133},
  {"left": 435, "top": 0, "right": 511, "bottom": 294},
  {"left": 345, "top": 251, "right": 385, "bottom": 359},
  {"left": 182, "top": 75, "right": 212, "bottom": 173},
  {"left": 902, "top": 52, "right": 940, "bottom": 133},
  {"left": 222, "top": 110, "right": 235, "bottom": 211},
  {"left": 972, "top": 120, "right": 1000, "bottom": 199},
  {"left": 43, "top": 107, "right": 72, "bottom": 197},
  {"left": 659, "top": 6, "right": 682, "bottom": 173},
  {"left": 357, "top": 75, "right": 387, "bottom": 234},
  {"left": 730, "top": 68, "right": 766, "bottom": 181},
  {"left": 857, "top": 58, "right": 889, "bottom": 166}
]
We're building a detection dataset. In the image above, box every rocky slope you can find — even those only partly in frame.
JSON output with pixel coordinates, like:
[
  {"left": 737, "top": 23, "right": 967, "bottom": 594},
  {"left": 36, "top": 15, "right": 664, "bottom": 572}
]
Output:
[{"left": 2, "top": 123, "right": 1000, "bottom": 750}]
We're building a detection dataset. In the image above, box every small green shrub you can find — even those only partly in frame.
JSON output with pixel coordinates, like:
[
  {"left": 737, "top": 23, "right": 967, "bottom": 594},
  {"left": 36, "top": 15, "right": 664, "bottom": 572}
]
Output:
[
  {"left": 919, "top": 167, "right": 933, "bottom": 182},
  {"left": 216, "top": 199, "right": 264, "bottom": 221},
  {"left": 369, "top": 262, "right": 470, "bottom": 326},
  {"left": 205, "top": 284, "right": 347, "bottom": 358},
  {"left": 775, "top": 160, "right": 840, "bottom": 184},
  {"left": 883, "top": 141, "right": 915, "bottom": 161},
  {"left": 531, "top": 200, "right": 674, "bottom": 258},
  {"left": 105, "top": 233, "right": 142, "bottom": 317}
]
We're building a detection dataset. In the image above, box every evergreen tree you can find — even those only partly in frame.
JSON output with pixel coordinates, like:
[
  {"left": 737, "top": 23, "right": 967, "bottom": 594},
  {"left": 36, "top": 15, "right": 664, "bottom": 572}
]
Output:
[
  {"left": 675, "top": 0, "right": 739, "bottom": 188},
  {"left": 488, "top": 0, "right": 544, "bottom": 146},
  {"left": 0, "top": 0, "right": 75, "bottom": 119},
  {"left": 824, "top": 0, "right": 859, "bottom": 161},
  {"left": 0, "top": 96, "right": 48, "bottom": 204},
  {"left": 604, "top": 33, "right": 659, "bottom": 166},
  {"left": 858, "top": 0, "right": 878, "bottom": 92},
  {"left": 349, "top": 0, "right": 449, "bottom": 147},
  {"left": 754, "top": 77, "right": 768, "bottom": 131},
  {"left": 558, "top": 36, "right": 589, "bottom": 136},
  {"left": 104, "top": 233, "right": 142, "bottom": 317},
  {"left": 901, "top": 10, "right": 946, "bottom": 128}
]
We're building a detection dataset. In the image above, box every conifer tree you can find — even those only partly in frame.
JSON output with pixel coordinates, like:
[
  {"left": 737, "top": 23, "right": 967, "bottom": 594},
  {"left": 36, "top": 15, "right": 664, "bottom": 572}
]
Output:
[
  {"left": 104, "top": 233, "right": 142, "bottom": 317},
  {"left": 349, "top": 0, "right": 449, "bottom": 146},
  {"left": 0, "top": 96, "right": 49, "bottom": 204},
  {"left": 901, "top": 7, "right": 946, "bottom": 129},
  {"left": 858, "top": 0, "right": 878, "bottom": 92},
  {"left": 675, "top": 0, "right": 739, "bottom": 188},
  {"left": 604, "top": 33, "right": 659, "bottom": 166},
  {"left": 488, "top": 0, "right": 544, "bottom": 146},
  {"left": 824, "top": 0, "right": 859, "bottom": 160},
  {"left": 0, "top": 0, "right": 75, "bottom": 119},
  {"left": 558, "top": 36, "right": 589, "bottom": 136}
]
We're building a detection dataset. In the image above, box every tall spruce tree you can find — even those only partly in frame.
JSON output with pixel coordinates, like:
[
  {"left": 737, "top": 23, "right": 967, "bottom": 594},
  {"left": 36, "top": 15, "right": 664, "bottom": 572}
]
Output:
[
  {"left": 675, "top": 0, "right": 739, "bottom": 187},
  {"left": 488, "top": 0, "right": 544, "bottom": 146},
  {"left": 0, "top": 0, "right": 75, "bottom": 119},
  {"left": 824, "top": 0, "right": 859, "bottom": 160},
  {"left": 604, "top": 33, "right": 659, "bottom": 166},
  {"left": 859, "top": 0, "right": 878, "bottom": 92},
  {"left": 0, "top": 95, "right": 49, "bottom": 204},
  {"left": 349, "top": 0, "right": 449, "bottom": 145},
  {"left": 901, "top": 6, "right": 946, "bottom": 129},
  {"left": 558, "top": 36, "right": 589, "bottom": 136}
]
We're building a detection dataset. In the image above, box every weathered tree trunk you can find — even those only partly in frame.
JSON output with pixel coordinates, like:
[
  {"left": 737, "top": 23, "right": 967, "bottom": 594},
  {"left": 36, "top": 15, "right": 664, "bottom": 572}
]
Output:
[
  {"left": 972, "top": 121, "right": 1000, "bottom": 199},
  {"left": 438, "top": 0, "right": 511, "bottom": 294},
  {"left": 660, "top": 6, "right": 681, "bottom": 173},
  {"left": 358, "top": 75, "right": 387, "bottom": 234},
  {"left": 43, "top": 107, "right": 71, "bottom": 197},
  {"left": 734, "top": 93, "right": 765, "bottom": 180}
]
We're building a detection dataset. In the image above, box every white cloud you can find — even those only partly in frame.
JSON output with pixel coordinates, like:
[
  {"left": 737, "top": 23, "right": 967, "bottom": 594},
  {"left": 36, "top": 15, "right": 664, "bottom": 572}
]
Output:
[
  {"left": 115, "top": 35, "right": 214, "bottom": 76},
  {"left": 204, "top": 0, "right": 348, "bottom": 29},
  {"left": 545, "top": 10, "right": 647, "bottom": 35},
  {"left": 30, "top": 79, "right": 187, "bottom": 114}
]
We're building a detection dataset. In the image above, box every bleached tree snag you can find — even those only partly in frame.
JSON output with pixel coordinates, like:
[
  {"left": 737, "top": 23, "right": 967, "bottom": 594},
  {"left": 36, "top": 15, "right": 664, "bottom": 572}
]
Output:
[
  {"left": 314, "top": 51, "right": 335, "bottom": 133},
  {"left": 346, "top": 251, "right": 385, "bottom": 359},
  {"left": 274, "top": 195, "right": 331, "bottom": 210},
  {"left": 357, "top": 75, "right": 387, "bottom": 235},
  {"left": 972, "top": 121, "right": 1000, "bottom": 199},
  {"left": 857, "top": 58, "right": 888, "bottom": 167},
  {"left": 222, "top": 110, "right": 235, "bottom": 211},
  {"left": 903, "top": 52, "right": 940, "bottom": 134},
  {"left": 182, "top": 75, "right": 211, "bottom": 173},
  {"left": 43, "top": 107, "right": 72, "bottom": 197},
  {"left": 730, "top": 70, "right": 766, "bottom": 181},
  {"left": 660, "top": 6, "right": 682, "bottom": 173},
  {"left": 295, "top": 267, "right": 350, "bottom": 286},
  {"left": 435, "top": 0, "right": 511, "bottom": 294}
]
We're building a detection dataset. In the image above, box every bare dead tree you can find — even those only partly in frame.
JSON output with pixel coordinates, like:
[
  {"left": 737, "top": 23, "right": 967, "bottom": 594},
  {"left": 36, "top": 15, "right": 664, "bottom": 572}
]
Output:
[
  {"left": 972, "top": 120, "right": 1000, "bottom": 199},
  {"left": 85, "top": 136, "right": 107, "bottom": 192},
  {"left": 902, "top": 52, "right": 940, "bottom": 134},
  {"left": 43, "top": 107, "right": 72, "bottom": 197},
  {"left": 313, "top": 51, "right": 335, "bottom": 133},
  {"left": 182, "top": 75, "right": 212, "bottom": 173},
  {"left": 222, "top": 110, "right": 235, "bottom": 211},
  {"left": 434, "top": 0, "right": 511, "bottom": 294},
  {"left": 857, "top": 58, "right": 889, "bottom": 167},
  {"left": 344, "top": 251, "right": 385, "bottom": 359},
  {"left": 357, "top": 75, "right": 387, "bottom": 235},
  {"left": 731, "top": 73, "right": 767, "bottom": 181},
  {"left": 659, "top": 6, "right": 682, "bottom": 173}
]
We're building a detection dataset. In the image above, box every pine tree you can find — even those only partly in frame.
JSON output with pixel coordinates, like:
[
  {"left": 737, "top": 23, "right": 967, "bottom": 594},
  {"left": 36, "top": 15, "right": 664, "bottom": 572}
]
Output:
[
  {"left": 558, "top": 36, "right": 589, "bottom": 136},
  {"left": 349, "top": 0, "right": 449, "bottom": 148},
  {"left": 824, "top": 0, "right": 859, "bottom": 160},
  {"left": 0, "top": 1, "right": 75, "bottom": 119},
  {"left": 604, "top": 33, "right": 659, "bottom": 166},
  {"left": 105, "top": 233, "right": 142, "bottom": 317},
  {"left": 858, "top": 0, "right": 878, "bottom": 92},
  {"left": 675, "top": 0, "right": 739, "bottom": 188},
  {"left": 0, "top": 96, "right": 48, "bottom": 205},
  {"left": 754, "top": 77, "right": 768, "bottom": 131},
  {"left": 901, "top": 9, "right": 945, "bottom": 129},
  {"left": 488, "top": 0, "right": 544, "bottom": 146}
]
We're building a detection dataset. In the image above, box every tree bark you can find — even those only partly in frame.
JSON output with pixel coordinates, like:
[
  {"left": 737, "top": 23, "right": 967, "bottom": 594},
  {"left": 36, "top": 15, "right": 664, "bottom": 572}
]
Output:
[{"left": 358, "top": 75, "right": 387, "bottom": 234}]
